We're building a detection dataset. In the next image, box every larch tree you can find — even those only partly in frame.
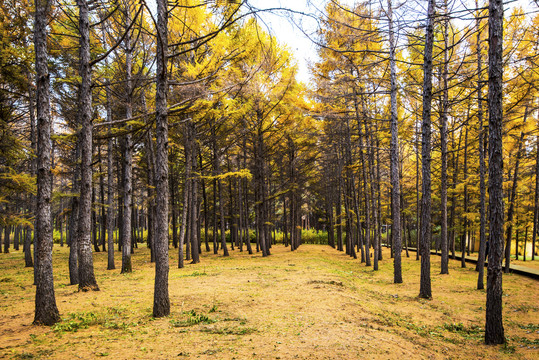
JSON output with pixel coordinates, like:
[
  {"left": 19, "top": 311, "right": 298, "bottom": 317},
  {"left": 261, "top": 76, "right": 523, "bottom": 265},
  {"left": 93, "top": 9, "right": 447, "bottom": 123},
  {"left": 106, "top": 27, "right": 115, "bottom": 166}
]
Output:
[
  {"left": 33, "top": 0, "right": 60, "bottom": 325},
  {"left": 76, "top": 0, "right": 99, "bottom": 291},
  {"left": 485, "top": 0, "right": 505, "bottom": 345},
  {"left": 152, "top": 0, "right": 170, "bottom": 318},
  {"left": 419, "top": 0, "right": 435, "bottom": 299},
  {"left": 386, "top": 0, "right": 402, "bottom": 284}
]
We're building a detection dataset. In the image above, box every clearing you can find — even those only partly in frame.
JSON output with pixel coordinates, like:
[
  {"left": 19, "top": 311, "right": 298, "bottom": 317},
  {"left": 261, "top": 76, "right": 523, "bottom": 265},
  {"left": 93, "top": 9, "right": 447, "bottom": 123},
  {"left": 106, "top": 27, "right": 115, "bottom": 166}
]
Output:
[{"left": 0, "top": 244, "right": 538, "bottom": 359}]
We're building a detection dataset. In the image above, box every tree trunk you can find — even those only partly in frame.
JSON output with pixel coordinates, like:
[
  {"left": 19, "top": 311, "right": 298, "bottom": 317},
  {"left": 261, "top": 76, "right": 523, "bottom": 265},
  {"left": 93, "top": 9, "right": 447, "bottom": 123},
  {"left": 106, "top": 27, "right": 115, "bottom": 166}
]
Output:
[
  {"left": 476, "top": 1, "right": 487, "bottom": 289},
  {"left": 33, "top": 0, "right": 60, "bottom": 325},
  {"left": 533, "top": 128, "right": 539, "bottom": 262},
  {"left": 77, "top": 0, "right": 98, "bottom": 292},
  {"left": 462, "top": 125, "right": 469, "bottom": 268},
  {"left": 178, "top": 138, "right": 190, "bottom": 269},
  {"left": 190, "top": 127, "right": 200, "bottom": 264},
  {"left": 387, "top": 0, "right": 402, "bottom": 283},
  {"left": 26, "top": 72, "right": 36, "bottom": 267},
  {"left": 153, "top": 0, "right": 170, "bottom": 317},
  {"left": 419, "top": 0, "right": 435, "bottom": 299},
  {"left": 106, "top": 84, "right": 115, "bottom": 270},
  {"left": 336, "top": 178, "right": 343, "bottom": 252},
  {"left": 415, "top": 118, "right": 420, "bottom": 261},
  {"left": 171, "top": 168, "right": 178, "bottom": 249},
  {"left": 504, "top": 108, "right": 528, "bottom": 273},
  {"left": 200, "top": 155, "right": 210, "bottom": 252},
  {"left": 440, "top": 1, "right": 450, "bottom": 274},
  {"left": 485, "top": 0, "right": 505, "bottom": 344},
  {"left": 121, "top": 30, "right": 134, "bottom": 274},
  {"left": 68, "top": 145, "right": 80, "bottom": 284}
]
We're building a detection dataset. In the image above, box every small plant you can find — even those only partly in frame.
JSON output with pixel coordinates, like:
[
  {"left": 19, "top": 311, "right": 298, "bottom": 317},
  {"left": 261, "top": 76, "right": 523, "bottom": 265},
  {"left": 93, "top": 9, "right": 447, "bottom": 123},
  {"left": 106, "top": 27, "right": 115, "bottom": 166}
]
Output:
[
  {"left": 201, "top": 326, "right": 257, "bottom": 335},
  {"left": 170, "top": 310, "right": 216, "bottom": 327},
  {"left": 518, "top": 323, "right": 539, "bottom": 331},
  {"left": 180, "top": 271, "right": 208, "bottom": 278},
  {"left": 53, "top": 312, "right": 102, "bottom": 333},
  {"left": 103, "top": 321, "right": 136, "bottom": 331},
  {"left": 442, "top": 323, "right": 482, "bottom": 336},
  {"left": 13, "top": 352, "right": 34, "bottom": 360},
  {"left": 501, "top": 342, "right": 516, "bottom": 354}
]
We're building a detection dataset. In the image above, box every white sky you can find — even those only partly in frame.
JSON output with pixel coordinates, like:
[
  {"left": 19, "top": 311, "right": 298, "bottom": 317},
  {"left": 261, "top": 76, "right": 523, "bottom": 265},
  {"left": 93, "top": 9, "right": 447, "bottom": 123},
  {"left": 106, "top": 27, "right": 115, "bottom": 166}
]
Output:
[
  {"left": 146, "top": 0, "right": 538, "bottom": 85},
  {"left": 246, "top": 0, "right": 538, "bottom": 85},
  {"left": 246, "top": 0, "right": 328, "bottom": 84}
]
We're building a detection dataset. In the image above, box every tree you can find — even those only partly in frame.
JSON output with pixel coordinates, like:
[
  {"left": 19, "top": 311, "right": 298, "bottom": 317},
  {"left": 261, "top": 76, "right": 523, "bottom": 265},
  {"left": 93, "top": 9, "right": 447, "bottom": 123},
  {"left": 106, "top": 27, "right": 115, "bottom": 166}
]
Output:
[
  {"left": 386, "top": 0, "right": 402, "bottom": 283},
  {"left": 419, "top": 0, "right": 435, "bottom": 299},
  {"left": 33, "top": 0, "right": 60, "bottom": 325},
  {"left": 152, "top": 0, "right": 170, "bottom": 318},
  {"left": 76, "top": 0, "right": 99, "bottom": 292},
  {"left": 485, "top": 0, "right": 505, "bottom": 345}
]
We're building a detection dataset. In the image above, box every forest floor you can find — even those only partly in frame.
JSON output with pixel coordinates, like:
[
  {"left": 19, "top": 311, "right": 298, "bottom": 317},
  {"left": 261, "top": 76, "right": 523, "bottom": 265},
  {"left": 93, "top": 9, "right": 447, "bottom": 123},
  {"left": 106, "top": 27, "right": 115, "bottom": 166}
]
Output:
[{"left": 0, "top": 244, "right": 538, "bottom": 360}]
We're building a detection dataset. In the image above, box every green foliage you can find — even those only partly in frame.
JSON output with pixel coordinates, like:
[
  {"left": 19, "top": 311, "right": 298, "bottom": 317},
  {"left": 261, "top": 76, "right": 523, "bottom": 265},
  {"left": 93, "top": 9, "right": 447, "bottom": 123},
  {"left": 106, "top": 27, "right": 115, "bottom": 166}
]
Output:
[
  {"left": 442, "top": 323, "right": 483, "bottom": 337},
  {"left": 170, "top": 310, "right": 217, "bottom": 327},
  {"left": 200, "top": 326, "right": 256, "bottom": 335},
  {"left": 179, "top": 271, "right": 207, "bottom": 278},
  {"left": 53, "top": 312, "right": 102, "bottom": 333},
  {"left": 518, "top": 323, "right": 539, "bottom": 331}
]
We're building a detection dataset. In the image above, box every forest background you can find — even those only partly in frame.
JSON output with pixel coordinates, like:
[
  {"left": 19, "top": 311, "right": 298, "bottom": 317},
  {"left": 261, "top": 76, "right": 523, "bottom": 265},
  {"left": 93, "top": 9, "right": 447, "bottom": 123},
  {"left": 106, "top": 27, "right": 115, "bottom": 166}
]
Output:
[{"left": 0, "top": 0, "right": 538, "bottom": 356}]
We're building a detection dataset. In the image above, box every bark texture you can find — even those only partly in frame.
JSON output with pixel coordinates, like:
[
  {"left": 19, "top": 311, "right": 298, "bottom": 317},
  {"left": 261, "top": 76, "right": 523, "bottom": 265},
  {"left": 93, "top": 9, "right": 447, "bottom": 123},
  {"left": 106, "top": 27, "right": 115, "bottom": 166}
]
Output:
[
  {"left": 153, "top": 0, "right": 170, "bottom": 318},
  {"left": 476, "top": 0, "right": 486, "bottom": 290},
  {"left": 485, "top": 0, "right": 505, "bottom": 345},
  {"left": 419, "top": 0, "right": 435, "bottom": 299},
  {"left": 33, "top": 0, "right": 60, "bottom": 325},
  {"left": 77, "top": 0, "right": 99, "bottom": 291},
  {"left": 387, "top": 0, "right": 402, "bottom": 283}
]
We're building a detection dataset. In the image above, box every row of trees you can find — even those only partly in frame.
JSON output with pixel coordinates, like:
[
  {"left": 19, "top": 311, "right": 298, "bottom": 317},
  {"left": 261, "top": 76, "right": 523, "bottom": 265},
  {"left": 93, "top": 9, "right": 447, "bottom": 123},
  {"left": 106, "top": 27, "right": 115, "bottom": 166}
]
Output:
[
  {"left": 2, "top": 0, "right": 319, "bottom": 322},
  {"left": 308, "top": 0, "right": 537, "bottom": 344},
  {"left": 0, "top": 0, "right": 537, "bottom": 345}
]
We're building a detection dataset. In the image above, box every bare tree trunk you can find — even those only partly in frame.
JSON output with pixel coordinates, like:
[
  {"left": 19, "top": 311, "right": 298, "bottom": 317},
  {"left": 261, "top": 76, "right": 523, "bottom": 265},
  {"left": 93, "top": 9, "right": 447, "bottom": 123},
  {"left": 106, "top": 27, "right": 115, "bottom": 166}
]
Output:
[
  {"left": 368, "top": 123, "right": 379, "bottom": 270},
  {"left": 106, "top": 84, "right": 115, "bottom": 270},
  {"left": 33, "top": 0, "right": 60, "bottom": 325},
  {"left": 476, "top": 1, "right": 487, "bottom": 289},
  {"left": 504, "top": 108, "right": 528, "bottom": 273},
  {"left": 77, "top": 0, "right": 98, "bottom": 291},
  {"left": 375, "top": 131, "right": 382, "bottom": 261},
  {"left": 336, "top": 177, "right": 343, "bottom": 252},
  {"left": 171, "top": 168, "right": 178, "bottom": 249},
  {"left": 92, "top": 187, "right": 99, "bottom": 252},
  {"left": 200, "top": 155, "right": 210, "bottom": 252},
  {"left": 191, "top": 159, "right": 200, "bottom": 263},
  {"left": 68, "top": 144, "right": 80, "bottom": 284},
  {"left": 190, "top": 126, "right": 200, "bottom": 264},
  {"left": 415, "top": 117, "right": 420, "bottom": 261},
  {"left": 387, "top": 0, "right": 401, "bottom": 282},
  {"left": 178, "top": 137, "right": 190, "bottom": 269},
  {"left": 485, "top": 0, "right": 505, "bottom": 344},
  {"left": 242, "top": 143, "right": 252, "bottom": 254},
  {"left": 440, "top": 0, "right": 450, "bottom": 274},
  {"left": 153, "top": 0, "right": 170, "bottom": 317},
  {"left": 462, "top": 125, "right": 469, "bottom": 268},
  {"left": 25, "top": 72, "right": 36, "bottom": 267},
  {"left": 98, "top": 147, "right": 106, "bottom": 252},
  {"left": 121, "top": 23, "right": 134, "bottom": 273},
  {"left": 419, "top": 0, "right": 435, "bottom": 299},
  {"left": 354, "top": 92, "right": 369, "bottom": 264},
  {"left": 533, "top": 129, "right": 539, "bottom": 262}
]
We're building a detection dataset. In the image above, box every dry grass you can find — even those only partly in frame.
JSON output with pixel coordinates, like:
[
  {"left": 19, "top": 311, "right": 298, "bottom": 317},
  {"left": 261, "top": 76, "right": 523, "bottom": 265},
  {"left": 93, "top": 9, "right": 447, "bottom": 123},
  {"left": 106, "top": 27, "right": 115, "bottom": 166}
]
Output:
[{"left": 0, "top": 244, "right": 538, "bottom": 359}]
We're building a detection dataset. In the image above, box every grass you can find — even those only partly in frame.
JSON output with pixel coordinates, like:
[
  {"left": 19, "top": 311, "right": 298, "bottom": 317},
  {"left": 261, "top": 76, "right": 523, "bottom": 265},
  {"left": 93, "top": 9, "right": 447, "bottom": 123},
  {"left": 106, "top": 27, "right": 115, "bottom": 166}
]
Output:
[{"left": 0, "top": 244, "right": 538, "bottom": 359}]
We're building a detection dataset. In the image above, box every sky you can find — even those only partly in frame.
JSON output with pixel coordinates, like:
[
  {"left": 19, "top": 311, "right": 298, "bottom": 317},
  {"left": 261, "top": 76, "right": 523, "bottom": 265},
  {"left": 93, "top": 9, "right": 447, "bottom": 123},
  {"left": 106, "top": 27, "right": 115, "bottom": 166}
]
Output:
[
  {"left": 148, "top": 0, "right": 538, "bottom": 85},
  {"left": 246, "top": 0, "right": 327, "bottom": 84},
  {"left": 245, "top": 0, "right": 538, "bottom": 85}
]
